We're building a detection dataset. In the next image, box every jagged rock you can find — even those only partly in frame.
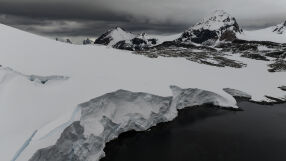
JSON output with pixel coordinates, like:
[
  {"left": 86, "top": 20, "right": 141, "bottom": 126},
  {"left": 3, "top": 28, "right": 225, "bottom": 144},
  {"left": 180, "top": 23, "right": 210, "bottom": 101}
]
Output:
[
  {"left": 216, "top": 39, "right": 283, "bottom": 53},
  {"left": 151, "top": 41, "right": 217, "bottom": 51},
  {"left": 83, "top": 38, "right": 94, "bottom": 45},
  {"left": 177, "top": 10, "right": 243, "bottom": 45},
  {"left": 241, "top": 53, "right": 269, "bottom": 61},
  {"left": 268, "top": 59, "right": 286, "bottom": 72},
  {"left": 220, "top": 30, "right": 237, "bottom": 42},
  {"left": 265, "top": 51, "right": 286, "bottom": 59}
]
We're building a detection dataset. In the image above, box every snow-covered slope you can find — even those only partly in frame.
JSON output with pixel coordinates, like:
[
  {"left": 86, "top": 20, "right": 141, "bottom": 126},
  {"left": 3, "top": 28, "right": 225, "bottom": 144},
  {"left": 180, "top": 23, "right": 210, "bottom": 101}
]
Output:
[
  {"left": 94, "top": 27, "right": 158, "bottom": 51},
  {"left": 0, "top": 24, "right": 285, "bottom": 161},
  {"left": 237, "top": 21, "right": 286, "bottom": 43},
  {"left": 177, "top": 10, "right": 243, "bottom": 45}
]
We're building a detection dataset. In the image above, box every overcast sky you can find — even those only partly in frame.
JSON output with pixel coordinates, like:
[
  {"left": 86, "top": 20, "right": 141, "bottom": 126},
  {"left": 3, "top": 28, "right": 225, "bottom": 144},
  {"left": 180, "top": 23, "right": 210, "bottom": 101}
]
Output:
[{"left": 0, "top": 0, "right": 286, "bottom": 38}]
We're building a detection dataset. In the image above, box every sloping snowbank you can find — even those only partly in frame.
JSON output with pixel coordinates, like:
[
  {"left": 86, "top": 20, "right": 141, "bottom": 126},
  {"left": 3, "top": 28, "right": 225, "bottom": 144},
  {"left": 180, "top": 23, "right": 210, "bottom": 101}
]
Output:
[
  {"left": 0, "top": 24, "right": 285, "bottom": 161},
  {"left": 238, "top": 27, "right": 286, "bottom": 43}
]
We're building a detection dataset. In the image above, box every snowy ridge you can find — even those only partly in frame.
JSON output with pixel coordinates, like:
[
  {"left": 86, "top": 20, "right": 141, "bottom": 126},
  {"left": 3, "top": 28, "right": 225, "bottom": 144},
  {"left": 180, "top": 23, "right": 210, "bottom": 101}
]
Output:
[
  {"left": 25, "top": 86, "right": 236, "bottom": 161},
  {"left": 237, "top": 20, "right": 286, "bottom": 43},
  {"left": 273, "top": 21, "right": 286, "bottom": 34},
  {"left": 94, "top": 27, "right": 158, "bottom": 51}
]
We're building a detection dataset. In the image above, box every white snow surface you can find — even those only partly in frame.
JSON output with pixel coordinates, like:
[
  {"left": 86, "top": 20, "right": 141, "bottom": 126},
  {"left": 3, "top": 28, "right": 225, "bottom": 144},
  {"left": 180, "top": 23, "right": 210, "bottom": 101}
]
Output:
[
  {"left": 151, "top": 33, "right": 182, "bottom": 43},
  {"left": 0, "top": 24, "right": 285, "bottom": 161},
  {"left": 238, "top": 27, "right": 286, "bottom": 43}
]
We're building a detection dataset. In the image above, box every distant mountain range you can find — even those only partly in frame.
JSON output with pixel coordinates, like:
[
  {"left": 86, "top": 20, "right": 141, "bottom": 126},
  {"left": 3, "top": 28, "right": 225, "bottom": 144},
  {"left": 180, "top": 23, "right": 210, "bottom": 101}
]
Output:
[{"left": 91, "top": 10, "right": 286, "bottom": 50}]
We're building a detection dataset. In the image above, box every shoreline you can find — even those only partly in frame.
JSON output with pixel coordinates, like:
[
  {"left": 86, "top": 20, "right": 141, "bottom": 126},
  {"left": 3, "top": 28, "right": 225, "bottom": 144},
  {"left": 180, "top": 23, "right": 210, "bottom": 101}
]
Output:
[{"left": 101, "top": 100, "right": 286, "bottom": 161}]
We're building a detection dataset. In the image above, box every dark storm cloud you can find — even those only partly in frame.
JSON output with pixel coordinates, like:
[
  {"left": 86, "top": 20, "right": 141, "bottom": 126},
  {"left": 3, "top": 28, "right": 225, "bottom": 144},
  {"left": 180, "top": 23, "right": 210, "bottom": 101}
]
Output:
[
  {"left": 0, "top": 1, "right": 131, "bottom": 22},
  {"left": 0, "top": 0, "right": 286, "bottom": 37}
]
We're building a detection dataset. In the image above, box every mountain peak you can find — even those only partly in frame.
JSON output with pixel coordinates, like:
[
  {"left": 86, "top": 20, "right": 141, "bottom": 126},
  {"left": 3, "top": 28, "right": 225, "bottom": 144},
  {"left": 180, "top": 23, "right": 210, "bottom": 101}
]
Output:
[
  {"left": 94, "top": 27, "right": 135, "bottom": 46},
  {"left": 113, "top": 26, "right": 126, "bottom": 32},
  {"left": 95, "top": 28, "right": 158, "bottom": 51},
  {"left": 192, "top": 10, "right": 241, "bottom": 32},
  {"left": 177, "top": 10, "right": 242, "bottom": 45}
]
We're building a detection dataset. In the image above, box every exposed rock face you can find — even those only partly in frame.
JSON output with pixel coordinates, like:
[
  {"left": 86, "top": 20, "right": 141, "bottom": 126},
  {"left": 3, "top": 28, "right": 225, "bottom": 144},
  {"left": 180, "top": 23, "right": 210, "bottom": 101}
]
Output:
[
  {"left": 66, "top": 39, "right": 72, "bottom": 44},
  {"left": 28, "top": 86, "right": 236, "bottom": 161},
  {"left": 273, "top": 21, "right": 286, "bottom": 34},
  {"left": 177, "top": 10, "right": 243, "bottom": 45},
  {"left": 94, "top": 27, "right": 158, "bottom": 51}
]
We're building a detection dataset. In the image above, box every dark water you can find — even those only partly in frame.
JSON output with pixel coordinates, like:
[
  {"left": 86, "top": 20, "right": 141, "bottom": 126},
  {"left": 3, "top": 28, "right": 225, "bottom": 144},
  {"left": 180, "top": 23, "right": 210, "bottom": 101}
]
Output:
[{"left": 101, "top": 102, "right": 286, "bottom": 161}]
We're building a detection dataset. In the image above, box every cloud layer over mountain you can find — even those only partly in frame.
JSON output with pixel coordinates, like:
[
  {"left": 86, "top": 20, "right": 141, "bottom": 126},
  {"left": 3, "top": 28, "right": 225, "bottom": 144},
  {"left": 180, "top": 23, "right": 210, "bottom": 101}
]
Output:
[{"left": 0, "top": 0, "right": 285, "bottom": 36}]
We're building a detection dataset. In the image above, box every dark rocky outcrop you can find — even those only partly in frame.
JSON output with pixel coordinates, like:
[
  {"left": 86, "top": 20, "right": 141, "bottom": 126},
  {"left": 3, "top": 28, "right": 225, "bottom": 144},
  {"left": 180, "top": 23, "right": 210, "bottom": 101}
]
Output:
[
  {"left": 83, "top": 38, "right": 94, "bottom": 45},
  {"left": 241, "top": 53, "right": 269, "bottom": 61},
  {"left": 268, "top": 59, "right": 286, "bottom": 72},
  {"left": 66, "top": 39, "right": 72, "bottom": 44}
]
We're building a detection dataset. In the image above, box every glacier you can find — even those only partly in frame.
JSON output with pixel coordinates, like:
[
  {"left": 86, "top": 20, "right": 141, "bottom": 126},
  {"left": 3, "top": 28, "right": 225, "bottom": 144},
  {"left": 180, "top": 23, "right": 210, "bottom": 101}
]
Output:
[{"left": 26, "top": 86, "right": 235, "bottom": 161}]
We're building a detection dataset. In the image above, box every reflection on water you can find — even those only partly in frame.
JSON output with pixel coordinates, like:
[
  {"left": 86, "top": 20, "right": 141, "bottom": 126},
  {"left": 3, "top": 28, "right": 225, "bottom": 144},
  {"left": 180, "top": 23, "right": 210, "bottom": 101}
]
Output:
[{"left": 101, "top": 102, "right": 286, "bottom": 161}]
